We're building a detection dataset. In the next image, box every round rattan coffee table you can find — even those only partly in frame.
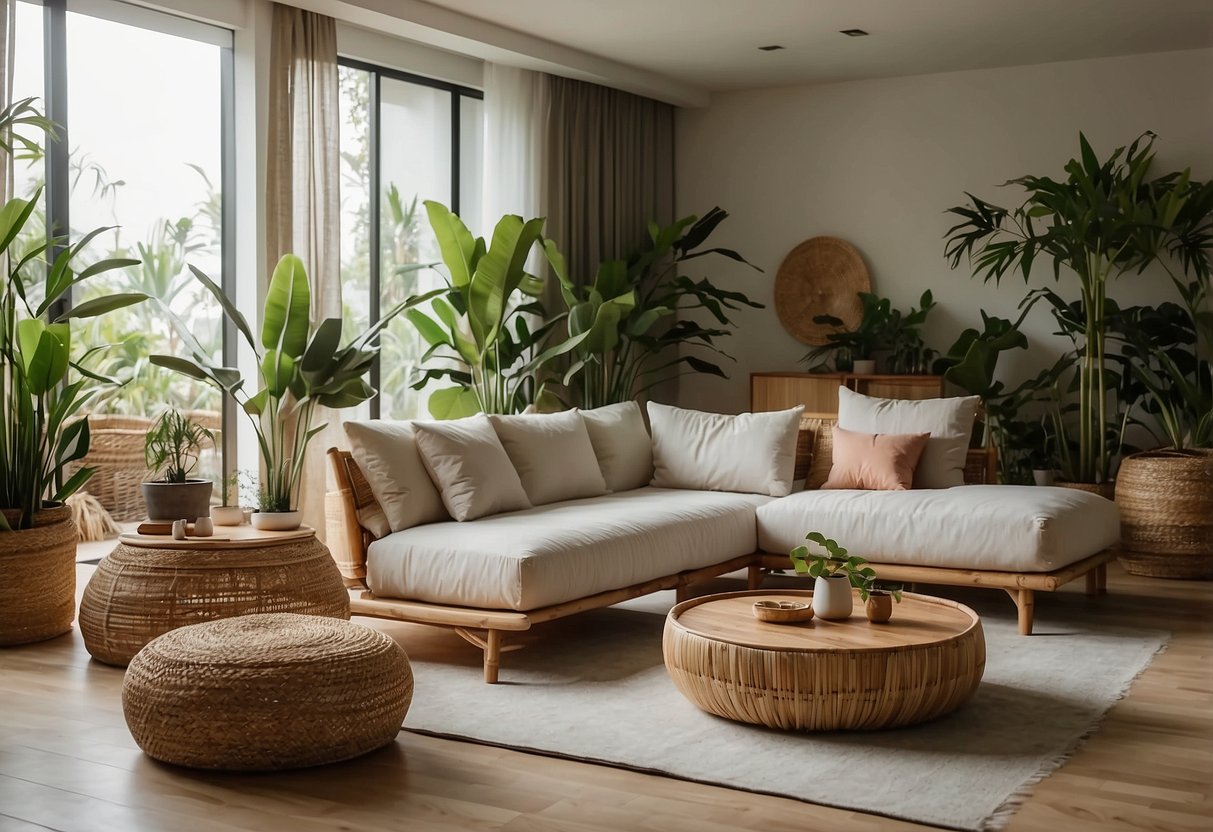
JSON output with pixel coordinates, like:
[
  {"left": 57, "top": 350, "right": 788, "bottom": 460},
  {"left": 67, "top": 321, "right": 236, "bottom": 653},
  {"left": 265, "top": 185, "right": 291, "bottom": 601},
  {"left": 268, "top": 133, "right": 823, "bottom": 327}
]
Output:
[
  {"left": 663, "top": 589, "right": 985, "bottom": 731},
  {"left": 80, "top": 525, "right": 350, "bottom": 666}
]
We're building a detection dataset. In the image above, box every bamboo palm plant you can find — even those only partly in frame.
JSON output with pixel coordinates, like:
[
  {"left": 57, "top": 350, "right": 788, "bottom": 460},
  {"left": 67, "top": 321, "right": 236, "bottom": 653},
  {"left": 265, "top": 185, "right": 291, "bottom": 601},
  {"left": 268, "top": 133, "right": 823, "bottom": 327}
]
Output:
[{"left": 945, "top": 132, "right": 1213, "bottom": 483}]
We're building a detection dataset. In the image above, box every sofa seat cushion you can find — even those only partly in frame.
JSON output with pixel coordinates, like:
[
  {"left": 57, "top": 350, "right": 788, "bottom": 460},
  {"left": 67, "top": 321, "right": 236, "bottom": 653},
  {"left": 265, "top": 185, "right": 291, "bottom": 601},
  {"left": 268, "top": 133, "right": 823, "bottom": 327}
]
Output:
[
  {"left": 756, "top": 485, "right": 1119, "bottom": 573},
  {"left": 367, "top": 488, "right": 771, "bottom": 611}
]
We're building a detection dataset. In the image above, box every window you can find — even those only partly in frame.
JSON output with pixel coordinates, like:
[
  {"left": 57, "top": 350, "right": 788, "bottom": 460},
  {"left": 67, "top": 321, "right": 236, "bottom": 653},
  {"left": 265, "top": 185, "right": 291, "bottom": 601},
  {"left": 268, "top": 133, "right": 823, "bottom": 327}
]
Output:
[
  {"left": 338, "top": 60, "right": 483, "bottom": 420},
  {"left": 14, "top": 0, "right": 234, "bottom": 485}
]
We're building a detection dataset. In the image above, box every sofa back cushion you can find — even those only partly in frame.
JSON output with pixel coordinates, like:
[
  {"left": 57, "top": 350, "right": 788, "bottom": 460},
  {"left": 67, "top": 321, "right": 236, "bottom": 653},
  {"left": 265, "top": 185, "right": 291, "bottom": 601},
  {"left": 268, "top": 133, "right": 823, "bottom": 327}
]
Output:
[
  {"left": 580, "top": 401, "right": 653, "bottom": 492},
  {"left": 836, "top": 387, "right": 979, "bottom": 488},
  {"left": 344, "top": 420, "right": 450, "bottom": 536},
  {"left": 413, "top": 415, "right": 532, "bottom": 521},
  {"left": 489, "top": 410, "right": 608, "bottom": 505},
  {"left": 822, "top": 425, "right": 930, "bottom": 490},
  {"left": 648, "top": 402, "right": 803, "bottom": 497}
]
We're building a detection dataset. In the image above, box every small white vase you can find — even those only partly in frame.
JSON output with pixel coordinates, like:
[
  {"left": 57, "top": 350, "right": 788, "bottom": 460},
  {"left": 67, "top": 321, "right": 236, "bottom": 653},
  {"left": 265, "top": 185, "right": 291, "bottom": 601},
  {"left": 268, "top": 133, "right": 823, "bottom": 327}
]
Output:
[
  {"left": 813, "top": 574, "right": 854, "bottom": 620},
  {"left": 211, "top": 505, "right": 245, "bottom": 526},
  {"left": 1032, "top": 469, "right": 1055, "bottom": 487},
  {"left": 250, "top": 510, "right": 303, "bottom": 531},
  {"left": 851, "top": 359, "right": 876, "bottom": 375}
]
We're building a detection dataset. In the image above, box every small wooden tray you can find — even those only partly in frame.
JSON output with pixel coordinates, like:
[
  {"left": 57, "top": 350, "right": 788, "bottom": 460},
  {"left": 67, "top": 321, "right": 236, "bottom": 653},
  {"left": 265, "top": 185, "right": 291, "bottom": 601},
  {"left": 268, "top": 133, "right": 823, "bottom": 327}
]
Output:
[{"left": 752, "top": 600, "right": 814, "bottom": 624}]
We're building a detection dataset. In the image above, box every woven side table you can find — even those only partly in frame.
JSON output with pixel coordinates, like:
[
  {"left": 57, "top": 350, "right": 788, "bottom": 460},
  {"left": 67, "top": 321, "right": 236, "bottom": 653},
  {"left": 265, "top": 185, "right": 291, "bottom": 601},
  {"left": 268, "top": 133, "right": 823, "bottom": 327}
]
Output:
[
  {"left": 123, "top": 613, "right": 413, "bottom": 770},
  {"left": 80, "top": 525, "right": 350, "bottom": 666}
]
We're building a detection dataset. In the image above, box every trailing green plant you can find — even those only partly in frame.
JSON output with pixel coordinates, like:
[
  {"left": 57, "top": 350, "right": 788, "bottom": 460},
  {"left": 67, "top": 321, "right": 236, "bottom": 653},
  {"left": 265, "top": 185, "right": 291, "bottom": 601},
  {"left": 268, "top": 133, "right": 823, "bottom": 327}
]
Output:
[
  {"left": 789, "top": 531, "right": 877, "bottom": 589},
  {"left": 804, "top": 290, "right": 935, "bottom": 372},
  {"left": 544, "top": 208, "right": 763, "bottom": 409},
  {"left": 0, "top": 98, "right": 144, "bottom": 530},
  {"left": 408, "top": 202, "right": 583, "bottom": 418},
  {"left": 945, "top": 132, "right": 1213, "bottom": 483},
  {"left": 152, "top": 254, "right": 439, "bottom": 512},
  {"left": 144, "top": 409, "right": 213, "bottom": 484}
]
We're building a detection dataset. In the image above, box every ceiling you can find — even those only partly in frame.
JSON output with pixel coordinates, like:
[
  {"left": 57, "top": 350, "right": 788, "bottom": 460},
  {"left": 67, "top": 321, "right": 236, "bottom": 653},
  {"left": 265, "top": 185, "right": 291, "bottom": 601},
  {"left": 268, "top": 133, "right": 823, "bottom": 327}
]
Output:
[{"left": 419, "top": 0, "right": 1213, "bottom": 93}]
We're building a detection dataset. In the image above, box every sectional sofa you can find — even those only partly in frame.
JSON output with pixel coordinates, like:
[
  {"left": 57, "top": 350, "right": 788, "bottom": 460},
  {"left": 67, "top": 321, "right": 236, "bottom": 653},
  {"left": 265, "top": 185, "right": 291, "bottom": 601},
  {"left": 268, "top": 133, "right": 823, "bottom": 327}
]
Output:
[{"left": 327, "top": 396, "right": 1119, "bottom": 683}]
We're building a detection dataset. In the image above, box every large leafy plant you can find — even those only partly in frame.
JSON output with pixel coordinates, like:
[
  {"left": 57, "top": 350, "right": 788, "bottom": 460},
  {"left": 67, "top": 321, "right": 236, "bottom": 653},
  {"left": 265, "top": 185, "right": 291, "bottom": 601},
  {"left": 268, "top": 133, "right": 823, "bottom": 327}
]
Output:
[
  {"left": 0, "top": 99, "right": 144, "bottom": 530},
  {"left": 945, "top": 132, "right": 1213, "bottom": 483},
  {"left": 545, "top": 208, "right": 762, "bottom": 409},
  {"left": 152, "top": 254, "right": 438, "bottom": 511}
]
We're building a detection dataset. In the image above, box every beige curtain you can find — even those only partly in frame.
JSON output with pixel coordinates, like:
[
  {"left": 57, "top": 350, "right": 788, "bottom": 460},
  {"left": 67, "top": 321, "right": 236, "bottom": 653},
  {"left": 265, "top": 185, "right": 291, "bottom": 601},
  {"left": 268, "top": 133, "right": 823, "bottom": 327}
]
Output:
[
  {"left": 265, "top": 4, "right": 340, "bottom": 539},
  {"left": 542, "top": 75, "right": 675, "bottom": 283}
]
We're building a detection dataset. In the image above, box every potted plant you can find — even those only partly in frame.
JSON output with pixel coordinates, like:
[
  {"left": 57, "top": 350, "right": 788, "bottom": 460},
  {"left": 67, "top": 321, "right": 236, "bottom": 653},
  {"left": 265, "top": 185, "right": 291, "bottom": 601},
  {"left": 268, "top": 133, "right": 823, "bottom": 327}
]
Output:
[
  {"left": 141, "top": 409, "right": 214, "bottom": 522},
  {"left": 153, "top": 254, "right": 439, "bottom": 530},
  {"left": 789, "top": 531, "right": 877, "bottom": 620},
  {"left": 211, "top": 469, "right": 246, "bottom": 527},
  {"left": 0, "top": 99, "right": 143, "bottom": 644},
  {"left": 804, "top": 290, "right": 934, "bottom": 375},
  {"left": 945, "top": 131, "right": 1213, "bottom": 489},
  {"left": 855, "top": 577, "right": 904, "bottom": 623}
]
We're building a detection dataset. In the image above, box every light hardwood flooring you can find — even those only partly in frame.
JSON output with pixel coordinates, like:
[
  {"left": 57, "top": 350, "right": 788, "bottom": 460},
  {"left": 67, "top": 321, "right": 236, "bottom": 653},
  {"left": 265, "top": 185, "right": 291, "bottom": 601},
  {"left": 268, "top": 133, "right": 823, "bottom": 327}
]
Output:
[{"left": 0, "top": 562, "right": 1209, "bottom": 832}]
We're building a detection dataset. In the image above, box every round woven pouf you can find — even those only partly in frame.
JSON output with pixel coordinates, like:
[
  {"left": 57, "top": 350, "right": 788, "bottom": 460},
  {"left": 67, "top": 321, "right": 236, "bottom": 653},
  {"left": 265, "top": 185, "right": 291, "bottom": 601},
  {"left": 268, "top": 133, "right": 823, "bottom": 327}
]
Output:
[
  {"left": 80, "top": 526, "right": 350, "bottom": 666},
  {"left": 123, "top": 613, "right": 413, "bottom": 770}
]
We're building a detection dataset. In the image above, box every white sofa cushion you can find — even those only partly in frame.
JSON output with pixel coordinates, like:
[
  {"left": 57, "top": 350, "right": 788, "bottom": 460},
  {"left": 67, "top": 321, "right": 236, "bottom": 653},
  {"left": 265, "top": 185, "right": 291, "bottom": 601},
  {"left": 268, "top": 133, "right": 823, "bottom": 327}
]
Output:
[
  {"left": 412, "top": 415, "right": 531, "bottom": 521},
  {"left": 756, "top": 485, "right": 1120, "bottom": 572},
  {"left": 489, "top": 410, "right": 607, "bottom": 505},
  {"left": 366, "top": 487, "right": 771, "bottom": 611},
  {"left": 344, "top": 420, "right": 449, "bottom": 536},
  {"left": 648, "top": 402, "right": 803, "bottom": 497},
  {"left": 837, "top": 387, "right": 979, "bottom": 488},
  {"left": 580, "top": 401, "right": 653, "bottom": 491}
]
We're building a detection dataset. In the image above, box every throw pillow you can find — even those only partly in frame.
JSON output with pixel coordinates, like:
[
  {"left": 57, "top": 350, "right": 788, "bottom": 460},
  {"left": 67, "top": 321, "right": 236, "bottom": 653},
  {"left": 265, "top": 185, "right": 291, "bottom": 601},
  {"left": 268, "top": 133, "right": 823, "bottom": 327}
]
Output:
[
  {"left": 822, "top": 425, "right": 930, "bottom": 491},
  {"left": 488, "top": 410, "right": 608, "bottom": 505},
  {"left": 579, "top": 401, "right": 654, "bottom": 491},
  {"left": 836, "top": 387, "right": 979, "bottom": 488},
  {"left": 343, "top": 420, "right": 449, "bottom": 536},
  {"left": 412, "top": 415, "right": 532, "bottom": 522},
  {"left": 648, "top": 402, "right": 804, "bottom": 497}
]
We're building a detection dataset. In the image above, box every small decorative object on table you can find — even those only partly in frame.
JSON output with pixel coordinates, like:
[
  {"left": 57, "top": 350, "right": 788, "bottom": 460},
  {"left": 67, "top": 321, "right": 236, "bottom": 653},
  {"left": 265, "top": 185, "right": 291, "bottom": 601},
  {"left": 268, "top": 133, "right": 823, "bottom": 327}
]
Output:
[
  {"left": 857, "top": 579, "right": 904, "bottom": 623},
  {"left": 789, "top": 531, "right": 876, "bottom": 620},
  {"left": 211, "top": 471, "right": 248, "bottom": 527},
  {"left": 752, "top": 599, "right": 814, "bottom": 624}
]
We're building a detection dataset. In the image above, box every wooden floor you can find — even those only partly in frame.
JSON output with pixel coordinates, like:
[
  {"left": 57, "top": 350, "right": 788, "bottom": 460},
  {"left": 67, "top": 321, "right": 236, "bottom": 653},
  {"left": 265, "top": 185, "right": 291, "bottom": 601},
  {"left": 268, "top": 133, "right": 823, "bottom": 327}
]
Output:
[{"left": 0, "top": 562, "right": 1209, "bottom": 832}]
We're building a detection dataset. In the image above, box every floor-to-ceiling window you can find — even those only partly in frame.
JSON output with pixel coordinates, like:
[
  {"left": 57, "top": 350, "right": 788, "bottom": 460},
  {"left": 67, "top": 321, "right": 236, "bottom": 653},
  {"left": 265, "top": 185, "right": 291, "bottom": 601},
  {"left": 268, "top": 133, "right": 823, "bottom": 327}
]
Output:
[
  {"left": 13, "top": 0, "right": 234, "bottom": 502},
  {"left": 337, "top": 59, "right": 483, "bottom": 420}
]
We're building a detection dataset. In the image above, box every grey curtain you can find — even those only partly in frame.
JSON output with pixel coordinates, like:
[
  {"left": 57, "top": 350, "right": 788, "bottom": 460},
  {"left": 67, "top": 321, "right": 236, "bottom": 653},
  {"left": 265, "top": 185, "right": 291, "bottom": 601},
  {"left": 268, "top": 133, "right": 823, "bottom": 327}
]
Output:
[
  {"left": 265, "top": 4, "right": 340, "bottom": 540},
  {"left": 542, "top": 75, "right": 675, "bottom": 283}
]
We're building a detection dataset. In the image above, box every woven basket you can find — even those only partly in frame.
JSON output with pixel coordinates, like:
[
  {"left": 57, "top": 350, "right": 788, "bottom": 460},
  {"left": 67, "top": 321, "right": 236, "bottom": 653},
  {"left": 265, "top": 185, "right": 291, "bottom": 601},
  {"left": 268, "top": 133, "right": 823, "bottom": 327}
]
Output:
[
  {"left": 123, "top": 613, "right": 413, "bottom": 770},
  {"left": 1056, "top": 480, "right": 1116, "bottom": 501},
  {"left": 0, "top": 505, "right": 77, "bottom": 646},
  {"left": 79, "top": 414, "right": 153, "bottom": 522},
  {"left": 1115, "top": 449, "right": 1213, "bottom": 579}
]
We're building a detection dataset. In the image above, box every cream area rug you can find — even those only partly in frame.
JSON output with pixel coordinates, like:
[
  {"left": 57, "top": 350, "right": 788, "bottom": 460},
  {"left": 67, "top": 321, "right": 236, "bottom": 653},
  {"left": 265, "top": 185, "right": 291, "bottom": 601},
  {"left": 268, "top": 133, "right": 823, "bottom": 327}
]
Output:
[{"left": 399, "top": 581, "right": 1167, "bottom": 832}]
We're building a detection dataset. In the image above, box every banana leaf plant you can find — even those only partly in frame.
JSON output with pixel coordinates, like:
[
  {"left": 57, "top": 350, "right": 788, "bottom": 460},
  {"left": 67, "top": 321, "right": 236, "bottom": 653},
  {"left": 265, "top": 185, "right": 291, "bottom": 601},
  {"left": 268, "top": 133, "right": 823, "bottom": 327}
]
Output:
[
  {"left": 945, "top": 131, "right": 1213, "bottom": 483},
  {"left": 152, "top": 254, "right": 440, "bottom": 511},
  {"left": 0, "top": 99, "right": 145, "bottom": 531},
  {"left": 407, "top": 202, "right": 586, "bottom": 418},
  {"left": 544, "top": 207, "right": 763, "bottom": 409}
]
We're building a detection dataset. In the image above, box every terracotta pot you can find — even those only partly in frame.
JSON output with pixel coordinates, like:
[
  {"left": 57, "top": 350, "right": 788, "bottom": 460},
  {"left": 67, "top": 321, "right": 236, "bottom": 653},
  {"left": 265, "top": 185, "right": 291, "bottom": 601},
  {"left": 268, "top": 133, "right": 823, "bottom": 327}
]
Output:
[
  {"left": 1115, "top": 449, "right": 1213, "bottom": 580},
  {"left": 865, "top": 593, "right": 893, "bottom": 623},
  {"left": 812, "top": 574, "right": 853, "bottom": 620},
  {"left": 0, "top": 504, "right": 77, "bottom": 646},
  {"left": 1055, "top": 480, "right": 1115, "bottom": 501}
]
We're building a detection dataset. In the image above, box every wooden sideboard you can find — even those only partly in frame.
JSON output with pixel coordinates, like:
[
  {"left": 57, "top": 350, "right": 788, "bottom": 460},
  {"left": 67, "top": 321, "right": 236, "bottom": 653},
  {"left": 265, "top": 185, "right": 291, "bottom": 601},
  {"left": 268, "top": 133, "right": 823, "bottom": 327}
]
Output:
[{"left": 751, "top": 373, "right": 945, "bottom": 413}]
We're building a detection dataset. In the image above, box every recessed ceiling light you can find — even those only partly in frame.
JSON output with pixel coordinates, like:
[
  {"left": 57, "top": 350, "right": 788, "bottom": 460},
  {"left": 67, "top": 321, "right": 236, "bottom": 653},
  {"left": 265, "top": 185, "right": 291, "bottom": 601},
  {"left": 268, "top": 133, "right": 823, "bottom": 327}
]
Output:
[
  {"left": 840, "top": 29, "right": 869, "bottom": 37},
  {"left": 758, "top": 44, "right": 785, "bottom": 51}
]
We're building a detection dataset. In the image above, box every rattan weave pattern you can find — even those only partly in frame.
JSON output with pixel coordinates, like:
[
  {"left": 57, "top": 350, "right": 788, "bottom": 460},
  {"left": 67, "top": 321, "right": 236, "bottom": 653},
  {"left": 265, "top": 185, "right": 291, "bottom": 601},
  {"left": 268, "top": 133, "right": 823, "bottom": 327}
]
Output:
[
  {"left": 122, "top": 613, "right": 413, "bottom": 770},
  {"left": 1116, "top": 449, "right": 1213, "bottom": 579},
  {"left": 0, "top": 505, "right": 77, "bottom": 646},
  {"left": 80, "top": 534, "right": 350, "bottom": 666}
]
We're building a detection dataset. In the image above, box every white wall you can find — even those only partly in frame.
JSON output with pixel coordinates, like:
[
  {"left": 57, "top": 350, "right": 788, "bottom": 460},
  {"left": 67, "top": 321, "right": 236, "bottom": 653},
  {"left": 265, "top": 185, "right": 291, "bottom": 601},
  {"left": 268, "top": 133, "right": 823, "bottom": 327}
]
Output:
[{"left": 674, "top": 48, "right": 1213, "bottom": 413}]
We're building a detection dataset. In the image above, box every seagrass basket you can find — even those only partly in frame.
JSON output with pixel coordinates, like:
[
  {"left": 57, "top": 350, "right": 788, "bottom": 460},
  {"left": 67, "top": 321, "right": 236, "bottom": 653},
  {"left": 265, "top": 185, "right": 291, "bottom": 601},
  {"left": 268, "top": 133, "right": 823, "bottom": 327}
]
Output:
[
  {"left": 79, "top": 414, "right": 153, "bottom": 521},
  {"left": 0, "top": 505, "right": 77, "bottom": 646},
  {"left": 1115, "top": 449, "right": 1213, "bottom": 579}
]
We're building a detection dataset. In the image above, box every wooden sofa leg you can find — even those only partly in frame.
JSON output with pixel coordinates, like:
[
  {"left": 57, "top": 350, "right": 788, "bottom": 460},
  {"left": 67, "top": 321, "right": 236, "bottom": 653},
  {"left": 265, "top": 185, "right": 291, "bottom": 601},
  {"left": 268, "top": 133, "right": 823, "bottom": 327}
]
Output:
[
  {"left": 1004, "top": 588, "right": 1035, "bottom": 635},
  {"left": 1085, "top": 568, "right": 1099, "bottom": 596},
  {"left": 747, "top": 564, "right": 764, "bottom": 590},
  {"left": 1096, "top": 563, "right": 1108, "bottom": 595},
  {"left": 484, "top": 629, "right": 501, "bottom": 684}
]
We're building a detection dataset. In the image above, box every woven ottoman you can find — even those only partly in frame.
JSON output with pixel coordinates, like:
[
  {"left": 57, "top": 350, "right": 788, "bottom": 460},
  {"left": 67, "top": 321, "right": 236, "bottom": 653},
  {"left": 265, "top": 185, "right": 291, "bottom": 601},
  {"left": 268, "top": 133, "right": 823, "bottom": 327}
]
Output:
[{"left": 122, "top": 613, "right": 412, "bottom": 770}]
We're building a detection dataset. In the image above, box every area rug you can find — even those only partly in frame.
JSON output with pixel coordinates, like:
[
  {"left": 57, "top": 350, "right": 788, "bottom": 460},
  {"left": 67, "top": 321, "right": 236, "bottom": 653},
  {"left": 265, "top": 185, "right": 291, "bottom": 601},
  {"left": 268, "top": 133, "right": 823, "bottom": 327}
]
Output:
[{"left": 400, "top": 584, "right": 1167, "bottom": 832}]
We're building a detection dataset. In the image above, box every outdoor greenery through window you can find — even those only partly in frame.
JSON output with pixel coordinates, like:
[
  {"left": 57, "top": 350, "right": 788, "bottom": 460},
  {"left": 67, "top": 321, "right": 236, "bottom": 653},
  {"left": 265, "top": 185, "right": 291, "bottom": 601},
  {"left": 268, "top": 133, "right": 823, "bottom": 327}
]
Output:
[
  {"left": 13, "top": 0, "right": 233, "bottom": 494},
  {"left": 338, "top": 60, "right": 483, "bottom": 420}
]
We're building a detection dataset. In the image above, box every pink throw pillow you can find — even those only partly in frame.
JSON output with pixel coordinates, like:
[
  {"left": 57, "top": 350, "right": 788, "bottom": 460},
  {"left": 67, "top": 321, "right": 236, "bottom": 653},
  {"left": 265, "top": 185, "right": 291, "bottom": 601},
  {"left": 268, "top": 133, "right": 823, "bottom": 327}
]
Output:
[{"left": 822, "top": 425, "right": 930, "bottom": 491}]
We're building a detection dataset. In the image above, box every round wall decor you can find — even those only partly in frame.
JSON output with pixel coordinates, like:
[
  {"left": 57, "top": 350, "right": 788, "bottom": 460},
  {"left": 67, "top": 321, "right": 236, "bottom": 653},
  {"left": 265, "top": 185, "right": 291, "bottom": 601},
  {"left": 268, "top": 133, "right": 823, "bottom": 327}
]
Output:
[{"left": 773, "top": 236, "right": 871, "bottom": 345}]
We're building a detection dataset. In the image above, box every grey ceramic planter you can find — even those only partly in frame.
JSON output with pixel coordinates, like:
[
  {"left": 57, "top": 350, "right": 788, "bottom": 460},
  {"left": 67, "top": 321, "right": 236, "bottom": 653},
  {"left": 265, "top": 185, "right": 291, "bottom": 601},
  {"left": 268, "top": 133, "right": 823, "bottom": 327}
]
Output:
[{"left": 142, "top": 480, "right": 213, "bottom": 522}]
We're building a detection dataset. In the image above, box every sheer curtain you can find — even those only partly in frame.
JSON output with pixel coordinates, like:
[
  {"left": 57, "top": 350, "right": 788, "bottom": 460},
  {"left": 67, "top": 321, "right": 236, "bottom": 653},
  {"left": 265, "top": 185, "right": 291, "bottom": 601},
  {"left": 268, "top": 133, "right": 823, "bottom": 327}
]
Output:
[
  {"left": 481, "top": 64, "right": 547, "bottom": 236},
  {"left": 265, "top": 3, "right": 340, "bottom": 539},
  {"left": 0, "top": 0, "right": 15, "bottom": 205}
]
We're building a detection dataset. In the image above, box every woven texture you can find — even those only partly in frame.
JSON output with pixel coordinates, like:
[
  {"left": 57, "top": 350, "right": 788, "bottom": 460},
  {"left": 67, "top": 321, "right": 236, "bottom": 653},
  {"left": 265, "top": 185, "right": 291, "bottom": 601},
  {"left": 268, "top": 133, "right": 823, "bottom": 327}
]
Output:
[
  {"left": 0, "top": 506, "right": 77, "bottom": 646},
  {"left": 1115, "top": 449, "right": 1213, "bottom": 579},
  {"left": 80, "top": 535, "right": 350, "bottom": 666},
  {"left": 1056, "top": 480, "right": 1116, "bottom": 500},
  {"left": 774, "top": 237, "right": 871, "bottom": 346},
  {"left": 123, "top": 613, "right": 413, "bottom": 770}
]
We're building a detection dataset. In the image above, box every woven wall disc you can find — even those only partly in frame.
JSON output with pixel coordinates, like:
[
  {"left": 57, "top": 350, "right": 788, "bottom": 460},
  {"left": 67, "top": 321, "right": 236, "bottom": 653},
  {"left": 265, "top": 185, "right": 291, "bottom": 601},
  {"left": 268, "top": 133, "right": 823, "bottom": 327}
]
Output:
[{"left": 774, "top": 236, "right": 871, "bottom": 345}]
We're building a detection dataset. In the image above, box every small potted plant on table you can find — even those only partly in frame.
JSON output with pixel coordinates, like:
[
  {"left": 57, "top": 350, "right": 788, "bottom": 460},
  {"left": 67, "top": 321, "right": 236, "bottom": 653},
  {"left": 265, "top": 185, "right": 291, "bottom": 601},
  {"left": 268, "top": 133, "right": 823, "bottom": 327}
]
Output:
[
  {"left": 789, "top": 532, "right": 877, "bottom": 620},
  {"left": 210, "top": 470, "right": 246, "bottom": 527},
  {"left": 855, "top": 577, "right": 904, "bottom": 623},
  {"left": 142, "top": 410, "right": 214, "bottom": 522}
]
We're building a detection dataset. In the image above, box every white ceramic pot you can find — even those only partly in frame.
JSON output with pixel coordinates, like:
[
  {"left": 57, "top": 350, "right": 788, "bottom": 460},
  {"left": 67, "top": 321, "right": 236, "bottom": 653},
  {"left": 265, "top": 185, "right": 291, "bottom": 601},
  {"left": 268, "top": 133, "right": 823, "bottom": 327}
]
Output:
[
  {"left": 812, "top": 574, "right": 854, "bottom": 620},
  {"left": 211, "top": 505, "right": 245, "bottom": 526},
  {"left": 851, "top": 359, "right": 876, "bottom": 375},
  {"left": 250, "top": 510, "right": 303, "bottom": 531},
  {"left": 1032, "top": 469, "right": 1055, "bottom": 487}
]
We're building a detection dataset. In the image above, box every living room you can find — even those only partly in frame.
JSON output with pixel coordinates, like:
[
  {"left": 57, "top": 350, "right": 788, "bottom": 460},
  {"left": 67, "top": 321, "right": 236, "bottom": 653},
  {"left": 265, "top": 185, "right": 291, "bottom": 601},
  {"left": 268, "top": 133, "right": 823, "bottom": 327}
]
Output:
[{"left": 1, "top": 1, "right": 1210, "bottom": 831}]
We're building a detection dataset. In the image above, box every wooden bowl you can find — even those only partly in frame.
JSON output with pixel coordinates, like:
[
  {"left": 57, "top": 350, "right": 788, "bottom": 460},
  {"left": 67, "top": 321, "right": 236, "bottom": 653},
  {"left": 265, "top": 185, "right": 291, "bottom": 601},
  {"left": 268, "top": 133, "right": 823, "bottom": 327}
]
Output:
[{"left": 752, "top": 600, "right": 814, "bottom": 624}]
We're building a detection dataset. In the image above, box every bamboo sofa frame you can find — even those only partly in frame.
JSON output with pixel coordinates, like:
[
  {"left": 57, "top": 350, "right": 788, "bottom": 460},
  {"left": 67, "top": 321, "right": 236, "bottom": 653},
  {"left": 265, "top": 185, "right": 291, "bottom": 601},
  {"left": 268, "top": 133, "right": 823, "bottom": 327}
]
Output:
[{"left": 325, "top": 414, "right": 1113, "bottom": 683}]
